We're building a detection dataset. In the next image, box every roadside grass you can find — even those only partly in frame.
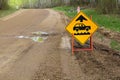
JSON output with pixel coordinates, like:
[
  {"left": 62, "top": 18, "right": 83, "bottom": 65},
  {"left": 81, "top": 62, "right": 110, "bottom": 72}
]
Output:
[
  {"left": 110, "top": 40, "right": 120, "bottom": 51},
  {"left": 83, "top": 9, "right": 120, "bottom": 32},
  {"left": 96, "top": 32, "right": 120, "bottom": 51},
  {"left": 0, "top": 9, "right": 17, "bottom": 18},
  {"left": 53, "top": 6, "right": 77, "bottom": 17},
  {"left": 53, "top": 6, "right": 120, "bottom": 32}
]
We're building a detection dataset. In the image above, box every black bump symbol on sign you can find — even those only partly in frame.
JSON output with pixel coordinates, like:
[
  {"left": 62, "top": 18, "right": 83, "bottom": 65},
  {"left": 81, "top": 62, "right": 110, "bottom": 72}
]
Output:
[
  {"left": 73, "top": 23, "right": 91, "bottom": 35},
  {"left": 76, "top": 15, "right": 87, "bottom": 22},
  {"left": 74, "top": 32, "right": 90, "bottom": 35}
]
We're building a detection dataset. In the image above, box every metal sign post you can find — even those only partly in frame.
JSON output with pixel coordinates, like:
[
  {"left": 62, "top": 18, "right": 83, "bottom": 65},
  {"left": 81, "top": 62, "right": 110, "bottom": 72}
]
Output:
[
  {"left": 71, "top": 16, "right": 93, "bottom": 55},
  {"left": 65, "top": 6, "right": 98, "bottom": 55}
]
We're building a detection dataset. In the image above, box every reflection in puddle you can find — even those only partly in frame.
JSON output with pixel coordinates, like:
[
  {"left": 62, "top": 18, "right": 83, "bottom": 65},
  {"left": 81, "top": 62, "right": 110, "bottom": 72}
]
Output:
[
  {"left": 16, "top": 36, "right": 29, "bottom": 39},
  {"left": 31, "top": 36, "right": 48, "bottom": 42},
  {"left": 32, "top": 31, "right": 49, "bottom": 36},
  {"left": 31, "top": 31, "right": 48, "bottom": 42}
]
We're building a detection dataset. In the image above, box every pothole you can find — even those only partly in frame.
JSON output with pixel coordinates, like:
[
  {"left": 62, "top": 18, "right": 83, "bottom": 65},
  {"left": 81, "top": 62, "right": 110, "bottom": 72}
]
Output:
[
  {"left": 16, "top": 36, "right": 29, "bottom": 39},
  {"left": 16, "top": 31, "right": 49, "bottom": 43},
  {"left": 31, "top": 36, "right": 48, "bottom": 43},
  {"left": 0, "top": 31, "right": 60, "bottom": 43},
  {"left": 32, "top": 31, "right": 60, "bottom": 36},
  {"left": 32, "top": 31, "right": 49, "bottom": 36},
  {"left": 16, "top": 35, "right": 48, "bottom": 43}
]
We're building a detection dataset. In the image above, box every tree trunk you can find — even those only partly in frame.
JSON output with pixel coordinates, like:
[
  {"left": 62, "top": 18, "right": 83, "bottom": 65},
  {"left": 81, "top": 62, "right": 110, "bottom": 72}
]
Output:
[{"left": 0, "top": 0, "right": 9, "bottom": 10}]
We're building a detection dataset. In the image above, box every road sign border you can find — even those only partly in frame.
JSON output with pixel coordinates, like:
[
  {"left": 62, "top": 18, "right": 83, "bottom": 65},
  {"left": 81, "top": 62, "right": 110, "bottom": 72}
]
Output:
[{"left": 65, "top": 11, "right": 99, "bottom": 45}]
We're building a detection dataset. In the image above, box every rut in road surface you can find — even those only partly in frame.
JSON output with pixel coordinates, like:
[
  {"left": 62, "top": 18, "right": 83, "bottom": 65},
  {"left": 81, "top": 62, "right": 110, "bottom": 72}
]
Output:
[
  {"left": 32, "top": 9, "right": 85, "bottom": 80},
  {"left": 74, "top": 30, "right": 120, "bottom": 80},
  {"left": 0, "top": 9, "right": 85, "bottom": 80}
]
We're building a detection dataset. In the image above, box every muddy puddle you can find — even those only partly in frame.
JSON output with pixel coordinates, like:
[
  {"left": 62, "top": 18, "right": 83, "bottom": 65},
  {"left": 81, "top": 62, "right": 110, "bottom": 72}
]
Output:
[
  {"left": 16, "top": 31, "right": 49, "bottom": 43},
  {"left": 0, "top": 31, "right": 61, "bottom": 43},
  {"left": 32, "top": 31, "right": 49, "bottom": 36}
]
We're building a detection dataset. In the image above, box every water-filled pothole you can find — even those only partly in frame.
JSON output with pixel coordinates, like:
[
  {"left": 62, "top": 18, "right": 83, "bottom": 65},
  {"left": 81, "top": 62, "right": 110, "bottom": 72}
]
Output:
[
  {"left": 1, "top": 31, "right": 59, "bottom": 43},
  {"left": 16, "top": 31, "right": 49, "bottom": 43},
  {"left": 31, "top": 36, "right": 48, "bottom": 42},
  {"left": 32, "top": 31, "right": 60, "bottom": 36},
  {"left": 32, "top": 31, "right": 49, "bottom": 36},
  {"left": 16, "top": 35, "right": 47, "bottom": 43},
  {"left": 16, "top": 36, "right": 29, "bottom": 39}
]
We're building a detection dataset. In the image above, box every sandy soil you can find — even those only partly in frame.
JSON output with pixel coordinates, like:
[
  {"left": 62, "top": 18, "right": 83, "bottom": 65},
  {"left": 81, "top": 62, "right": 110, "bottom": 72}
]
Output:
[{"left": 0, "top": 9, "right": 83, "bottom": 80}]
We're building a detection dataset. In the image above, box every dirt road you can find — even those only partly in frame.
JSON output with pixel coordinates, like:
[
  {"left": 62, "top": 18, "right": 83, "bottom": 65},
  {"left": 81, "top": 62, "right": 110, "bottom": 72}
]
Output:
[
  {"left": 0, "top": 9, "right": 119, "bottom": 80},
  {"left": 0, "top": 9, "right": 84, "bottom": 80}
]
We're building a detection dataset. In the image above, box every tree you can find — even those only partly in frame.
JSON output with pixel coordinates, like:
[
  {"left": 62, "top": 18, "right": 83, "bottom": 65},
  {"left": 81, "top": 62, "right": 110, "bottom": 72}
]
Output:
[
  {"left": 96, "top": 0, "right": 120, "bottom": 14},
  {"left": 0, "top": 0, "right": 9, "bottom": 9}
]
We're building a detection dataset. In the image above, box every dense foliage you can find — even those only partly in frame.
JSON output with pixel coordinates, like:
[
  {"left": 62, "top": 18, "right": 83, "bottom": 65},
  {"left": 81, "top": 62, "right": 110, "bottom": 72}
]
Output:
[
  {"left": 0, "top": 0, "right": 120, "bottom": 14},
  {"left": 8, "top": 0, "right": 68, "bottom": 9},
  {"left": 0, "top": 0, "right": 9, "bottom": 9},
  {"left": 96, "top": 0, "right": 120, "bottom": 14}
]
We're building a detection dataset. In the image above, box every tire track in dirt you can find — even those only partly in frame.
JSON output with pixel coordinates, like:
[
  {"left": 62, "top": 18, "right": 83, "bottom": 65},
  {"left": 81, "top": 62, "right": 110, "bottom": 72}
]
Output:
[
  {"left": 65, "top": 13, "right": 120, "bottom": 79},
  {"left": 98, "top": 27, "right": 120, "bottom": 43}
]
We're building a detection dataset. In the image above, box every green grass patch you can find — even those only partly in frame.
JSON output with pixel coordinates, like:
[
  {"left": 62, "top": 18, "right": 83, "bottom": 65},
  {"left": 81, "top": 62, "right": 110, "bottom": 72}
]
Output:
[
  {"left": 53, "top": 6, "right": 120, "bottom": 32},
  {"left": 53, "top": 6, "right": 77, "bottom": 17},
  {"left": 110, "top": 40, "right": 120, "bottom": 51},
  {"left": 0, "top": 9, "right": 17, "bottom": 18},
  {"left": 82, "top": 9, "right": 120, "bottom": 32}
]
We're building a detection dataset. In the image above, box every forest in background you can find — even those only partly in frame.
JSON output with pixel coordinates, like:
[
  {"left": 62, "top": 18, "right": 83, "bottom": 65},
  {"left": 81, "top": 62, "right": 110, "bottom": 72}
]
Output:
[{"left": 0, "top": 0, "right": 120, "bottom": 14}]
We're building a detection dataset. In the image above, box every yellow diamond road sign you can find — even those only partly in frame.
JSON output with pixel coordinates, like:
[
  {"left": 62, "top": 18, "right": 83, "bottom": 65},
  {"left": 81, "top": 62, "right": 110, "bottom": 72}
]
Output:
[{"left": 66, "top": 11, "right": 98, "bottom": 45}]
